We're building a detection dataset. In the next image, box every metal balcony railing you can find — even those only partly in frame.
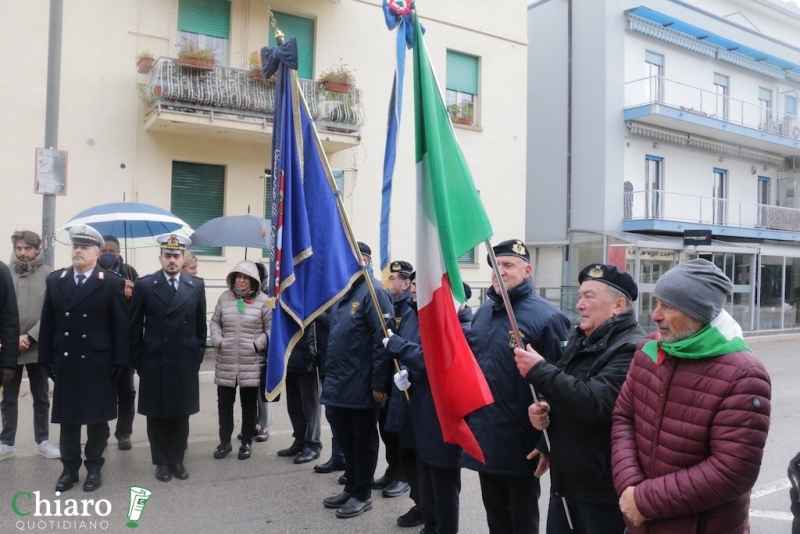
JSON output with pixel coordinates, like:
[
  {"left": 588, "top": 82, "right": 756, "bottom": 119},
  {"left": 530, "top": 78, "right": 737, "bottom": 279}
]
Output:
[
  {"left": 142, "top": 57, "right": 366, "bottom": 134},
  {"left": 624, "top": 76, "right": 800, "bottom": 140},
  {"left": 624, "top": 189, "right": 800, "bottom": 232}
]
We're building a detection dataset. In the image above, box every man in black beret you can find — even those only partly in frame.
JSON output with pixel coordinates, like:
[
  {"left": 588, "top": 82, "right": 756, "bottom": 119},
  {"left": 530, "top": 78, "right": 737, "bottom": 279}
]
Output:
[
  {"left": 375, "top": 259, "right": 415, "bottom": 498},
  {"left": 513, "top": 263, "right": 645, "bottom": 533},
  {"left": 463, "top": 239, "right": 571, "bottom": 533}
]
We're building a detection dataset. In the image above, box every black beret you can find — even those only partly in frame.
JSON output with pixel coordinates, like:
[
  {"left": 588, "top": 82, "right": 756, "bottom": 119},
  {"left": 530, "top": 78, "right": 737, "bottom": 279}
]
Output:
[
  {"left": 410, "top": 271, "right": 416, "bottom": 282},
  {"left": 357, "top": 241, "right": 371, "bottom": 257},
  {"left": 578, "top": 263, "right": 638, "bottom": 302},
  {"left": 487, "top": 239, "right": 530, "bottom": 266},
  {"left": 390, "top": 260, "right": 413, "bottom": 275}
]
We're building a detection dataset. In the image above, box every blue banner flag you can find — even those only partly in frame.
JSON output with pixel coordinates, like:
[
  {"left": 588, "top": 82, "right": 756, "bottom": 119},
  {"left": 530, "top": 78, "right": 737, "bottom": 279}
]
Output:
[
  {"left": 379, "top": 0, "right": 418, "bottom": 282},
  {"left": 261, "top": 38, "right": 362, "bottom": 400}
]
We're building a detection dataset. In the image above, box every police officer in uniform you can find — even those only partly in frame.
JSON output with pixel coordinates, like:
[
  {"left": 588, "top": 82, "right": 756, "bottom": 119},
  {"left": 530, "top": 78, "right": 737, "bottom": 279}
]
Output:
[
  {"left": 130, "top": 234, "right": 206, "bottom": 483},
  {"left": 376, "top": 260, "right": 414, "bottom": 499},
  {"left": 39, "top": 225, "right": 130, "bottom": 492},
  {"left": 464, "top": 239, "right": 571, "bottom": 533}
]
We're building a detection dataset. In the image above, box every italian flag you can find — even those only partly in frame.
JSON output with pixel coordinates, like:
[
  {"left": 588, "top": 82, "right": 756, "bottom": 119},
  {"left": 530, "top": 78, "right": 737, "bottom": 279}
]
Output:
[{"left": 413, "top": 13, "right": 494, "bottom": 464}]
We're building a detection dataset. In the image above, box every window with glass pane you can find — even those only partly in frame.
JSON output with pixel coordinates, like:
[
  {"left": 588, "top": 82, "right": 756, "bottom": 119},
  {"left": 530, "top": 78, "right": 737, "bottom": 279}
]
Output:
[
  {"left": 446, "top": 50, "right": 479, "bottom": 126},
  {"left": 178, "top": 0, "right": 231, "bottom": 65},
  {"left": 645, "top": 155, "right": 662, "bottom": 218},
  {"left": 759, "top": 87, "right": 774, "bottom": 132},
  {"left": 644, "top": 51, "right": 663, "bottom": 103},
  {"left": 713, "top": 73, "right": 729, "bottom": 120},
  {"left": 458, "top": 247, "right": 476, "bottom": 265},
  {"left": 713, "top": 168, "right": 728, "bottom": 225},
  {"left": 171, "top": 161, "right": 225, "bottom": 256}
]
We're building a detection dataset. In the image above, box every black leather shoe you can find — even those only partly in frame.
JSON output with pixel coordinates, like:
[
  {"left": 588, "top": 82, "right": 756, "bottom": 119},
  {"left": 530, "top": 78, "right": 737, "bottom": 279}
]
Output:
[
  {"left": 55, "top": 470, "right": 79, "bottom": 492},
  {"left": 277, "top": 444, "right": 303, "bottom": 457},
  {"left": 338, "top": 474, "right": 347, "bottom": 485},
  {"left": 169, "top": 463, "right": 189, "bottom": 480},
  {"left": 117, "top": 436, "right": 132, "bottom": 451},
  {"left": 213, "top": 443, "right": 232, "bottom": 459},
  {"left": 314, "top": 457, "right": 346, "bottom": 473},
  {"left": 255, "top": 428, "right": 270, "bottom": 442},
  {"left": 294, "top": 448, "right": 320, "bottom": 464},
  {"left": 238, "top": 443, "right": 252, "bottom": 460},
  {"left": 155, "top": 465, "right": 172, "bottom": 482},
  {"left": 397, "top": 505, "right": 424, "bottom": 527},
  {"left": 323, "top": 491, "right": 351, "bottom": 509},
  {"left": 335, "top": 497, "right": 373, "bottom": 518},
  {"left": 371, "top": 474, "right": 391, "bottom": 490},
  {"left": 83, "top": 469, "right": 102, "bottom": 492},
  {"left": 382, "top": 480, "right": 410, "bottom": 498}
]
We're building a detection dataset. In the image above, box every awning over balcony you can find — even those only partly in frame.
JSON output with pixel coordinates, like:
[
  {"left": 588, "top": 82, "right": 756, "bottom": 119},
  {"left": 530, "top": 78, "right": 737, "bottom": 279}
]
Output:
[{"left": 626, "top": 6, "right": 800, "bottom": 81}]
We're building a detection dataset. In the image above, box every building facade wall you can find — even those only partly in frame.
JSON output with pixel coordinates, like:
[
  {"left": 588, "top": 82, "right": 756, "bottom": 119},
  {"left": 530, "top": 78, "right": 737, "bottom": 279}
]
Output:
[{"left": 1, "top": 0, "right": 528, "bottom": 307}]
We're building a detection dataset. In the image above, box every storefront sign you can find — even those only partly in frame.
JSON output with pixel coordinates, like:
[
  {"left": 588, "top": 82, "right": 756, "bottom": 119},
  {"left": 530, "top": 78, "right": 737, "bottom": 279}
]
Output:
[{"left": 683, "top": 229, "right": 712, "bottom": 246}]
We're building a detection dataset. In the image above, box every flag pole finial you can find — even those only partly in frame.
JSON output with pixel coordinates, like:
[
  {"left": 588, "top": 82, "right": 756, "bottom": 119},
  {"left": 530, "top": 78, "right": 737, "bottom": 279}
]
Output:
[{"left": 268, "top": 9, "right": 285, "bottom": 44}]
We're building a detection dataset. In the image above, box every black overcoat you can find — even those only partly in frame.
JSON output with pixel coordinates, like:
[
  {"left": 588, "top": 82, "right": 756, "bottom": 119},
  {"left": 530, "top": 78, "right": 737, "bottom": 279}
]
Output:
[
  {"left": 39, "top": 265, "right": 130, "bottom": 424},
  {"left": 130, "top": 272, "right": 206, "bottom": 418}
]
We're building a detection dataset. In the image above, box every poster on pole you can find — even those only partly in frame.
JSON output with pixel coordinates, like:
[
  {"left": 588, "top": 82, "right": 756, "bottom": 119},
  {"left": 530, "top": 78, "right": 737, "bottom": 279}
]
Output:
[{"left": 35, "top": 148, "right": 68, "bottom": 195}]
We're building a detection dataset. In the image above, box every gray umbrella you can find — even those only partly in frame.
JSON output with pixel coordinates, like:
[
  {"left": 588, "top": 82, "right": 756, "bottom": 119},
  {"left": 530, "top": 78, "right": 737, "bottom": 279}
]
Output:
[{"left": 189, "top": 215, "right": 270, "bottom": 254}]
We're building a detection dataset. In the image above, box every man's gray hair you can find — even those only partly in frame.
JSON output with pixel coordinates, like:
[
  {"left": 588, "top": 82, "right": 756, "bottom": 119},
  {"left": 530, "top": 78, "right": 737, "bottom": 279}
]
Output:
[{"left": 605, "top": 284, "right": 633, "bottom": 311}]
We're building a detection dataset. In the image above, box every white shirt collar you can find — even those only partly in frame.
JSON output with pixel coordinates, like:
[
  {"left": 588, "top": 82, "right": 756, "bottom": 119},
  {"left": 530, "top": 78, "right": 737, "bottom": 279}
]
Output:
[{"left": 163, "top": 271, "right": 180, "bottom": 285}]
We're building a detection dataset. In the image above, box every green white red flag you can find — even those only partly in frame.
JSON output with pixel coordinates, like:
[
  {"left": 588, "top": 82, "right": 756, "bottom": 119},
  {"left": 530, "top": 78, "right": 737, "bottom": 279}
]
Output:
[{"left": 412, "top": 12, "right": 494, "bottom": 463}]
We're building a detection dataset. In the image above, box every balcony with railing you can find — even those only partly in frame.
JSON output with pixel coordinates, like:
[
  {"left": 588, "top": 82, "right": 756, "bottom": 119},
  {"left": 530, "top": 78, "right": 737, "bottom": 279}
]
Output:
[
  {"left": 623, "top": 189, "right": 800, "bottom": 240},
  {"left": 624, "top": 76, "right": 800, "bottom": 156},
  {"left": 141, "top": 57, "right": 366, "bottom": 153}
]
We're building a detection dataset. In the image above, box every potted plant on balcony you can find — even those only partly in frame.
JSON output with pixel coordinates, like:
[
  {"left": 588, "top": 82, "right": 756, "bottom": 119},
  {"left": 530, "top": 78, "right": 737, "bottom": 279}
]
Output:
[
  {"left": 318, "top": 62, "right": 356, "bottom": 93},
  {"left": 136, "top": 51, "right": 154, "bottom": 74},
  {"left": 448, "top": 103, "right": 474, "bottom": 125},
  {"left": 249, "top": 51, "right": 276, "bottom": 83},
  {"left": 177, "top": 39, "right": 216, "bottom": 70}
]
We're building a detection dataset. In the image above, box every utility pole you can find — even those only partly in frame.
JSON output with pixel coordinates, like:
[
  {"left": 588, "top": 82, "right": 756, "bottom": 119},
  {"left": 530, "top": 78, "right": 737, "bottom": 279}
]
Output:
[{"left": 42, "top": 0, "right": 63, "bottom": 267}]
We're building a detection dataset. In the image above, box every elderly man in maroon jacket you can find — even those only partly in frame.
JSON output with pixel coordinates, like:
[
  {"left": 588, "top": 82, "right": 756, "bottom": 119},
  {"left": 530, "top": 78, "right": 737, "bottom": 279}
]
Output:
[{"left": 611, "top": 259, "right": 771, "bottom": 533}]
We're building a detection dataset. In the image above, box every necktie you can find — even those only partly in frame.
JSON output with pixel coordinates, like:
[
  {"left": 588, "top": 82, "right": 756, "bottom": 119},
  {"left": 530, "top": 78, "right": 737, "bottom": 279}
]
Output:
[
  {"left": 76, "top": 274, "right": 86, "bottom": 287},
  {"left": 171, "top": 277, "right": 178, "bottom": 293}
]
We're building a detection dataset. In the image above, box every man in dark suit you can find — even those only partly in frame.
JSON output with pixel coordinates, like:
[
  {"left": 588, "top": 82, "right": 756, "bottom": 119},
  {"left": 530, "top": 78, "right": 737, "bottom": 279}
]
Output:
[
  {"left": 39, "top": 225, "right": 130, "bottom": 492},
  {"left": 130, "top": 234, "right": 206, "bottom": 483}
]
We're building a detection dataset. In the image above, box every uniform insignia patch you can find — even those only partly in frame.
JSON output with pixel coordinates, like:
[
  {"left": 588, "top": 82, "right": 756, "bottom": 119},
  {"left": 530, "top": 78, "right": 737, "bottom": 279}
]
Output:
[
  {"left": 588, "top": 265, "right": 604, "bottom": 278},
  {"left": 350, "top": 302, "right": 359, "bottom": 315},
  {"left": 98, "top": 271, "right": 104, "bottom": 280},
  {"left": 60, "top": 270, "right": 67, "bottom": 278},
  {"left": 508, "top": 330, "right": 527, "bottom": 349}
]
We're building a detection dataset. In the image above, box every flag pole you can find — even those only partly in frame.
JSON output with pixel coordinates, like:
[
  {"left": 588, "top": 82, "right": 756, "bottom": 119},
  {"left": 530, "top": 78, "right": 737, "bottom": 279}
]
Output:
[
  {"left": 296, "top": 80, "right": 409, "bottom": 400},
  {"left": 485, "top": 239, "right": 574, "bottom": 530}
]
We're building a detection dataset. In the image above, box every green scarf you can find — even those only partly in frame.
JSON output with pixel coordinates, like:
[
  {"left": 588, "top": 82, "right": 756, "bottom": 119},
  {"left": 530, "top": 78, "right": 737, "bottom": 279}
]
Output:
[{"left": 642, "top": 310, "right": 750, "bottom": 365}]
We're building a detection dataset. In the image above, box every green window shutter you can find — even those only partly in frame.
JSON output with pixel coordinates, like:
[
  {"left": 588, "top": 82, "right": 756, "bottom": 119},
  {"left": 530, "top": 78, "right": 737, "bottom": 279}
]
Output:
[
  {"left": 268, "top": 12, "right": 315, "bottom": 80},
  {"left": 446, "top": 50, "right": 479, "bottom": 95},
  {"left": 458, "top": 247, "right": 476, "bottom": 264},
  {"left": 178, "top": 0, "right": 231, "bottom": 39},
  {"left": 171, "top": 161, "right": 225, "bottom": 257}
]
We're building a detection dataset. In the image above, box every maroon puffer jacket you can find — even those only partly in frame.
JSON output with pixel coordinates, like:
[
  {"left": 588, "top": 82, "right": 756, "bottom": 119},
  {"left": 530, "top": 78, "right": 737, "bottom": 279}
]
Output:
[{"left": 611, "top": 336, "right": 771, "bottom": 533}]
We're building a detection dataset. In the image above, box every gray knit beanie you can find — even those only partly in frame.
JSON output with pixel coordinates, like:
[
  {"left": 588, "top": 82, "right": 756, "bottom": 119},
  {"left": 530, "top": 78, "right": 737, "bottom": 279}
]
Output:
[{"left": 653, "top": 259, "right": 732, "bottom": 324}]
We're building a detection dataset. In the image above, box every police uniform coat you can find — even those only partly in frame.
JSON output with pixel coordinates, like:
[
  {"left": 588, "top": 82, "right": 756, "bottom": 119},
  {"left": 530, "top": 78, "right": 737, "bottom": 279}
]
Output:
[
  {"left": 386, "top": 305, "right": 475, "bottom": 466},
  {"left": 320, "top": 274, "right": 393, "bottom": 408},
  {"left": 462, "top": 278, "right": 570, "bottom": 475},
  {"left": 130, "top": 272, "right": 206, "bottom": 418},
  {"left": 38, "top": 265, "right": 130, "bottom": 424}
]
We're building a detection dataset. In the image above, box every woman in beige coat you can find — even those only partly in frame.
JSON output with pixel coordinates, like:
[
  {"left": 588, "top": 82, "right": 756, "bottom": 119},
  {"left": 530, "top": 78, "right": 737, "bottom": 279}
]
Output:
[{"left": 209, "top": 261, "right": 271, "bottom": 460}]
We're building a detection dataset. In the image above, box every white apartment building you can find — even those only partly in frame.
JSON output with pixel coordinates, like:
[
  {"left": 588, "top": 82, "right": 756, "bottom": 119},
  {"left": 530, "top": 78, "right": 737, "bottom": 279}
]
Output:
[
  {"left": 527, "top": 0, "right": 800, "bottom": 331},
  {"left": 0, "top": 0, "right": 528, "bottom": 306}
]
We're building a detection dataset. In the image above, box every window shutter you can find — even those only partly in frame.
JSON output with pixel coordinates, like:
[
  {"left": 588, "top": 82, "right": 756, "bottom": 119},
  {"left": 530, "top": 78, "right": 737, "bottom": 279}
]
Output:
[
  {"left": 178, "top": 0, "right": 231, "bottom": 39},
  {"left": 268, "top": 12, "right": 315, "bottom": 80},
  {"left": 645, "top": 51, "right": 664, "bottom": 66},
  {"left": 458, "top": 247, "right": 476, "bottom": 264},
  {"left": 446, "top": 50, "right": 479, "bottom": 95},
  {"left": 171, "top": 161, "right": 225, "bottom": 256}
]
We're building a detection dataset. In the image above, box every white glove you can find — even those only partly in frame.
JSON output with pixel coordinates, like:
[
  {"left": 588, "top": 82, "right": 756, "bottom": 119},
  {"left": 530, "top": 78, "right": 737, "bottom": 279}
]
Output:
[
  {"left": 394, "top": 369, "right": 411, "bottom": 391},
  {"left": 382, "top": 328, "right": 394, "bottom": 348}
]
